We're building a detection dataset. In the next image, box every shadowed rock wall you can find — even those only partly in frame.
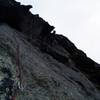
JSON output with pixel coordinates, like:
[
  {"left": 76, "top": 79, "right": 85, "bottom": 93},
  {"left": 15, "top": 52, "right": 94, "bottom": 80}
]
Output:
[{"left": 0, "top": 0, "right": 100, "bottom": 100}]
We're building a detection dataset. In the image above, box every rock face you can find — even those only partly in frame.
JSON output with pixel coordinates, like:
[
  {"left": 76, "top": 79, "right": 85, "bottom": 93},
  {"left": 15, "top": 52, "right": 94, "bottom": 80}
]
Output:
[{"left": 0, "top": 0, "right": 100, "bottom": 100}]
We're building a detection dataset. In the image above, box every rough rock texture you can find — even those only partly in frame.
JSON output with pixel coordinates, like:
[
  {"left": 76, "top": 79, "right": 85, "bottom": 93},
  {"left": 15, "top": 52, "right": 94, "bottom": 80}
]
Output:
[{"left": 0, "top": 0, "right": 100, "bottom": 100}]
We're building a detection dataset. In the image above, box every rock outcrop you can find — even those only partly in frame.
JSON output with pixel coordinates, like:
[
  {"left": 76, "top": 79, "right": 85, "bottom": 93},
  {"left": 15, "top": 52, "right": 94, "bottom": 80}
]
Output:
[{"left": 0, "top": 0, "right": 100, "bottom": 100}]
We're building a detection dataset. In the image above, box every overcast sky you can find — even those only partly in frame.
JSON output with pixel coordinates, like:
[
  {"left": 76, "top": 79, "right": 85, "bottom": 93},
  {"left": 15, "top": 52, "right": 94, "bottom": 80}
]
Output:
[{"left": 17, "top": 0, "right": 100, "bottom": 63}]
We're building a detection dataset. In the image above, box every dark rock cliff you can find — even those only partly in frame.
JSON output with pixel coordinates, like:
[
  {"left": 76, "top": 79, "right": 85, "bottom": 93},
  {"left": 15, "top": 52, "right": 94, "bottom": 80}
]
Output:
[{"left": 0, "top": 0, "right": 100, "bottom": 100}]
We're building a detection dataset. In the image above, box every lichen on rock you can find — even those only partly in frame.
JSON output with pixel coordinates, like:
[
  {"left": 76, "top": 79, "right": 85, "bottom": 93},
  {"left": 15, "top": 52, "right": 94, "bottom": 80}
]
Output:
[{"left": 0, "top": 46, "right": 17, "bottom": 100}]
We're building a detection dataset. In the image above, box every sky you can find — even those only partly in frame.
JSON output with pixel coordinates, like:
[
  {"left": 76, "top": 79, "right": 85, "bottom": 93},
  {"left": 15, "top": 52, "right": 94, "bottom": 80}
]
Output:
[{"left": 17, "top": 0, "right": 100, "bottom": 63}]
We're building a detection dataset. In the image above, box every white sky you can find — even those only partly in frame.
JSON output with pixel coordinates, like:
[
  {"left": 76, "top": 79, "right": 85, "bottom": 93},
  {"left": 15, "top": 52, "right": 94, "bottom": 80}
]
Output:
[{"left": 17, "top": 0, "right": 100, "bottom": 63}]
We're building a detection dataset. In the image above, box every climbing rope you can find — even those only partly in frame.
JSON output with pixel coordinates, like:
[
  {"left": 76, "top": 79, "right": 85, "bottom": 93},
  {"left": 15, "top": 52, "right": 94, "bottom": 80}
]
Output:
[
  {"left": 11, "top": 44, "right": 24, "bottom": 100},
  {"left": 16, "top": 44, "right": 23, "bottom": 89}
]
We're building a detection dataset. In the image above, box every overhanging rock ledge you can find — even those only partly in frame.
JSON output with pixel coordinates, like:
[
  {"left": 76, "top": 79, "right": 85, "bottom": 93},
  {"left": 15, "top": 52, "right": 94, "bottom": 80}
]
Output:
[{"left": 0, "top": 0, "right": 100, "bottom": 100}]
